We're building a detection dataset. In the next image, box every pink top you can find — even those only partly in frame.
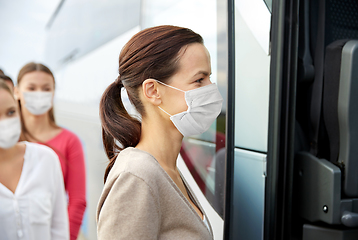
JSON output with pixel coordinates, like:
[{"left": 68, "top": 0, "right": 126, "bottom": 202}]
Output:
[{"left": 45, "top": 128, "right": 86, "bottom": 240}]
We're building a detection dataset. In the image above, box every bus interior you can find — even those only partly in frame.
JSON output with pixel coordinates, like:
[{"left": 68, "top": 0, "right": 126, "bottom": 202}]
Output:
[{"left": 267, "top": 0, "right": 358, "bottom": 239}]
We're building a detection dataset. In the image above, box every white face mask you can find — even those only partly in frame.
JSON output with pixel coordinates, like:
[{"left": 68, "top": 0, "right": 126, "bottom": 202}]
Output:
[
  {"left": 23, "top": 92, "right": 53, "bottom": 115},
  {"left": 156, "top": 81, "right": 223, "bottom": 137},
  {"left": 0, "top": 117, "right": 21, "bottom": 149}
]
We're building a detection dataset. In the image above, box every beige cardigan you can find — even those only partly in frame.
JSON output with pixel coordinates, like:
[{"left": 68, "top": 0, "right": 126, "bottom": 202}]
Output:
[{"left": 96, "top": 147, "right": 213, "bottom": 240}]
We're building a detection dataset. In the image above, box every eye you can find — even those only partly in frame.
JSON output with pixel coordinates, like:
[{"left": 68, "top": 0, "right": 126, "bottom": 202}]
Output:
[
  {"left": 195, "top": 78, "right": 204, "bottom": 83},
  {"left": 27, "top": 87, "right": 35, "bottom": 91},
  {"left": 7, "top": 110, "right": 16, "bottom": 116}
]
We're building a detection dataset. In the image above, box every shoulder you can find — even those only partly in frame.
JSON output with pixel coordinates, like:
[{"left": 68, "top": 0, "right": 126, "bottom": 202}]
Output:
[
  {"left": 25, "top": 141, "right": 58, "bottom": 158},
  {"left": 55, "top": 128, "right": 83, "bottom": 151},
  {"left": 24, "top": 141, "right": 60, "bottom": 167},
  {"left": 59, "top": 128, "right": 81, "bottom": 143},
  {"left": 106, "top": 147, "right": 167, "bottom": 190},
  {"left": 97, "top": 149, "right": 163, "bottom": 221},
  {"left": 111, "top": 147, "right": 163, "bottom": 178}
]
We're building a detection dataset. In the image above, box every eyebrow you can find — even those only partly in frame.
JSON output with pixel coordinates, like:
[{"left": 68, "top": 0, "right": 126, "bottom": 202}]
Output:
[
  {"left": 193, "top": 71, "right": 211, "bottom": 77},
  {"left": 27, "top": 83, "right": 51, "bottom": 87}
]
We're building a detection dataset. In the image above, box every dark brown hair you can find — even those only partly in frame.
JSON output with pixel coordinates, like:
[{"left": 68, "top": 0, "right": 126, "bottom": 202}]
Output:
[
  {"left": 100, "top": 25, "right": 203, "bottom": 182},
  {"left": 17, "top": 62, "right": 59, "bottom": 138}
]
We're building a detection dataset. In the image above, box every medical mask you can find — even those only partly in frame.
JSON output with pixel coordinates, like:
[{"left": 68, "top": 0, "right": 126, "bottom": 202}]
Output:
[
  {"left": 0, "top": 117, "right": 21, "bottom": 149},
  {"left": 156, "top": 81, "right": 223, "bottom": 137},
  {"left": 23, "top": 92, "right": 53, "bottom": 115}
]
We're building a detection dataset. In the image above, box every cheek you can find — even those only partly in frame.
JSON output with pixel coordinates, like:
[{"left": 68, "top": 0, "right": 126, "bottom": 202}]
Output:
[
  {"left": 16, "top": 92, "right": 26, "bottom": 106},
  {"left": 16, "top": 87, "right": 26, "bottom": 98},
  {"left": 12, "top": 111, "right": 20, "bottom": 118},
  {"left": 18, "top": 92, "right": 25, "bottom": 102},
  {"left": 168, "top": 92, "right": 187, "bottom": 113}
]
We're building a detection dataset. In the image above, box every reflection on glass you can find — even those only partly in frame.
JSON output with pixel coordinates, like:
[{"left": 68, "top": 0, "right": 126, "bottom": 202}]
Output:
[{"left": 180, "top": 118, "right": 226, "bottom": 217}]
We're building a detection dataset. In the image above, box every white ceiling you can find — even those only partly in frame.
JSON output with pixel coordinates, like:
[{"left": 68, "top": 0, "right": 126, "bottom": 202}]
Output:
[{"left": 0, "top": 0, "right": 60, "bottom": 81}]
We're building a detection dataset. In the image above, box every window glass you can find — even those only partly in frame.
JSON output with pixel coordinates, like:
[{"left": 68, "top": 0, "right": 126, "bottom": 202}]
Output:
[
  {"left": 234, "top": 0, "right": 271, "bottom": 152},
  {"left": 141, "top": 0, "right": 227, "bottom": 217},
  {"left": 264, "top": 0, "right": 272, "bottom": 12}
]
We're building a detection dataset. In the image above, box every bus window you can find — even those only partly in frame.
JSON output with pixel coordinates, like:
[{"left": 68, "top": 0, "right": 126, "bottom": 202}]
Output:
[{"left": 234, "top": 0, "right": 271, "bottom": 152}]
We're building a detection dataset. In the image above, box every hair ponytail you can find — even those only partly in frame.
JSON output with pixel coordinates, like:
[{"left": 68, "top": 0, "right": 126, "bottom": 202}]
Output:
[{"left": 100, "top": 80, "right": 141, "bottom": 182}]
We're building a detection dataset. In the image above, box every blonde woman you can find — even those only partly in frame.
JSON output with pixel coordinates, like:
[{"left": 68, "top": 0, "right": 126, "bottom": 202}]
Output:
[{"left": 15, "top": 62, "right": 86, "bottom": 240}]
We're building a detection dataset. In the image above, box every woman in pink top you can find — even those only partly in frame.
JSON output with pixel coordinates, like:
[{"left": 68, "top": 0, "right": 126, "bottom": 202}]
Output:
[{"left": 14, "top": 62, "right": 86, "bottom": 240}]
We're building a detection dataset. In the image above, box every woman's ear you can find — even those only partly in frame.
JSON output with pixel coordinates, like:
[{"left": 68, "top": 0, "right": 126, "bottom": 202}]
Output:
[
  {"left": 13, "top": 86, "right": 20, "bottom": 100},
  {"left": 142, "top": 79, "right": 162, "bottom": 106}
]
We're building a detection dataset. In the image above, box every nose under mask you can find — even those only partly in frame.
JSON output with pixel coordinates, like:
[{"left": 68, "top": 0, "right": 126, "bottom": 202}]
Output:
[
  {"left": 0, "top": 117, "right": 21, "bottom": 149},
  {"left": 23, "top": 91, "right": 53, "bottom": 115},
  {"left": 156, "top": 81, "right": 223, "bottom": 137}
]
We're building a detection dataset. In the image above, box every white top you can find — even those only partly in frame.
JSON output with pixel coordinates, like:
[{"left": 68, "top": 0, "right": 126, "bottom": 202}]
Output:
[{"left": 0, "top": 142, "right": 69, "bottom": 240}]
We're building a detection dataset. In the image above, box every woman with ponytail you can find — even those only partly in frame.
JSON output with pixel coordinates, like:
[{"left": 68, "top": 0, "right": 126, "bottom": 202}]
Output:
[
  {"left": 15, "top": 63, "right": 86, "bottom": 240},
  {"left": 96, "top": 25, "right": 223, "bottom": 239}
]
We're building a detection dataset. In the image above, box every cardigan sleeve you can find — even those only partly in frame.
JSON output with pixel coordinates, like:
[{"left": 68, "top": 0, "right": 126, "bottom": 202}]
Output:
[
  {"left": 97, "top": 172, "right": 160, "bottom": 240},
  {"left": 65, "top": 133, "right": 87, "bottom": 240}
]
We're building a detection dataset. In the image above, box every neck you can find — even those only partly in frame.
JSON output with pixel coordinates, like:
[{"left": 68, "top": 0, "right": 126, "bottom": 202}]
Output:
[
  {"left": 22, "top": 109, "right": 52, "bottom": 137},
  {"left": 136, "top": 116, "right": 183, "bottom": 171},
  {"left": 0, "top": 145, "right": 17, "bottom": 163}
]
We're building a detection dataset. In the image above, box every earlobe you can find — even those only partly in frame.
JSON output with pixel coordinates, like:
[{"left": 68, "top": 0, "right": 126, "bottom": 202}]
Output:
[{"left": 142, "top": 79, "right": 162, "bottom": 105}]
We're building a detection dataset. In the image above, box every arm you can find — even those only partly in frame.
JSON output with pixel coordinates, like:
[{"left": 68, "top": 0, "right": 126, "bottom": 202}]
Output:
[
  {"left": 65, "top": 134, "right": 87, "bottom": 240},
  {"left": 97, "top": 172, "right": 160, "bottom": 240},
  {"left": 51, "top": 153, "right": 70, "bottom": 240}
]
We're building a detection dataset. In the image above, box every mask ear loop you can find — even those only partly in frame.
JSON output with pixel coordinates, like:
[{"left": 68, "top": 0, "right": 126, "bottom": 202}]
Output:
[
  {"left": 158, "top": 106, "right": 172, "bottom": 117},
  {"left": 154, "top": 79, "right": 185, "bottom": 117},
  {"left": 155, "top": 80, "right": 185, "bottom": 93}
]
